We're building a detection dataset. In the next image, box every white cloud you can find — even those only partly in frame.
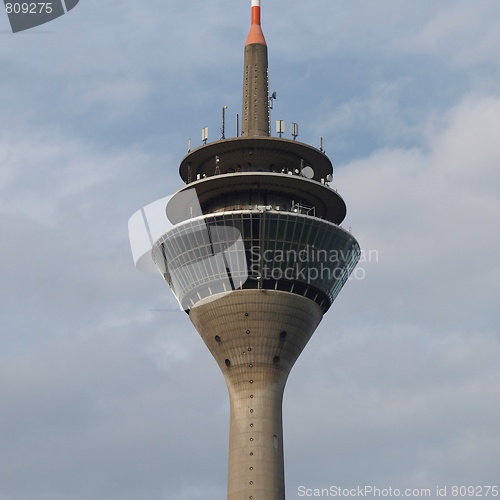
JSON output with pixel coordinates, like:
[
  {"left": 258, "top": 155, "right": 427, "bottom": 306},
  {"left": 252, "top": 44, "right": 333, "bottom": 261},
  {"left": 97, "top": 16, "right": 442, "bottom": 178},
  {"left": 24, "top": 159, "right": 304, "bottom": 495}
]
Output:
[
  {"left": 336, "top": 93, "right": 500, "bottom": 331},
  {"left": 428, "top": 94, "right": 500, "bottom": 194},
  {"left": 0, "top": 127, "right": 155, "bottom": 225}
]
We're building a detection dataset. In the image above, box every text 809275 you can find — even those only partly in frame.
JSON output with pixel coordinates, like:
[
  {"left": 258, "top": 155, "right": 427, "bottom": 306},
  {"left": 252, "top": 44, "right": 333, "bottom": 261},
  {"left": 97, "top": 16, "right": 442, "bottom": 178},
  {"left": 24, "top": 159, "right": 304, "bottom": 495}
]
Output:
[{"left": 5, "top": 3, "right": 53, "bottom": 14}]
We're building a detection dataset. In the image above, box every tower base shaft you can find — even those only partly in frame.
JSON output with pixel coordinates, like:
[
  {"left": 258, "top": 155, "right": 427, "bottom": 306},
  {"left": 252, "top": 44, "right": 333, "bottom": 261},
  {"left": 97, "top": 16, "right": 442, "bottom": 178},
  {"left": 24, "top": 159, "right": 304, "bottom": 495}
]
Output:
[{"left": 189, "top": 290, "right": 323, "bottom": 500}]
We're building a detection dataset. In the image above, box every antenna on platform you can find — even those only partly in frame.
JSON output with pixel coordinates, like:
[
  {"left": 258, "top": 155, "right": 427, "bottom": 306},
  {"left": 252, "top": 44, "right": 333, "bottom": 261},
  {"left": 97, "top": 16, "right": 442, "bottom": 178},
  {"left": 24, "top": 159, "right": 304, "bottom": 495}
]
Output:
[
  {"left": 291, "top": 122, "right": 299, "bottom": 140},
  {"left": 276, "top": 120, "right": 285, "bottom": 138},
  {"left": 221, "top": 106, "right": 228, "bottom": 139},
  {"left": 202, "top": 127, "right": 208, "bottom": 145},
  {"left": 269, "top": 91, "right": 277, "bottom": 109},
  {"left": 302, "top": 166, "right": 314, "bottom": 179}
]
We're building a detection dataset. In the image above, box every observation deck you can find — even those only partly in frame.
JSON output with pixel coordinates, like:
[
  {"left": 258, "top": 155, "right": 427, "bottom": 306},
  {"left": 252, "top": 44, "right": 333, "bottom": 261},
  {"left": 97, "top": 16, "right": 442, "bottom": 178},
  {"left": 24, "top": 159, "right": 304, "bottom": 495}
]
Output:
[
  {"left": 152, "top": 209, "right": 359, "bottom": 313},
  {"left": 153, "top": 134, "right": 359, "bottom": 313}
]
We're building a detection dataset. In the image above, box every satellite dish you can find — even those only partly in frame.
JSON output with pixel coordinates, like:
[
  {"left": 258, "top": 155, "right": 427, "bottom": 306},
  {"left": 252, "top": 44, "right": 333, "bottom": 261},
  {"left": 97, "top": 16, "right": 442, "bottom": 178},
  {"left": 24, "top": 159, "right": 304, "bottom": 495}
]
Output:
[
  {"left": 326, "top": 174, "right": 333, "bottom": 183},
  {"left": 302, "top": 166, "right": 314, "bottom": 179}
]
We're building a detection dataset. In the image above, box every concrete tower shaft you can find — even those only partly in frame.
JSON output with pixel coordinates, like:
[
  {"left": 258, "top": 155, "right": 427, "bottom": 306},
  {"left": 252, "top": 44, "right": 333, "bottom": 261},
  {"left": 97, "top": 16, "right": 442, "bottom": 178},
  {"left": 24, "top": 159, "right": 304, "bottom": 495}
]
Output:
[
  {"left": 242, "top": 0, "right": 270, "bottom": 137},
  {"left": 190, "top": 290, "right": 323, "bottom": 500}
]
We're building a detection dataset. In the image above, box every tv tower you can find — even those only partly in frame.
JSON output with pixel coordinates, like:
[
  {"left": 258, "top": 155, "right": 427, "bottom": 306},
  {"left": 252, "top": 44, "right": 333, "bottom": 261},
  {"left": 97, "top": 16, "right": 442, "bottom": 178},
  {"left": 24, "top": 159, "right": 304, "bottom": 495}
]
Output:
[{"left": 150, "top": 1, "right": 360, "bottom": 498}]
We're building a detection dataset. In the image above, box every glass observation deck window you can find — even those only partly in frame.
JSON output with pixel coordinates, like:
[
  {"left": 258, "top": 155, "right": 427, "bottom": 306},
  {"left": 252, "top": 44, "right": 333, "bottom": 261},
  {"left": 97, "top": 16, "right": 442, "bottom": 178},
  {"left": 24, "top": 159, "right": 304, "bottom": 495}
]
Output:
[{"left": 152, "top": 211, "right": 360, "bottom": 311}]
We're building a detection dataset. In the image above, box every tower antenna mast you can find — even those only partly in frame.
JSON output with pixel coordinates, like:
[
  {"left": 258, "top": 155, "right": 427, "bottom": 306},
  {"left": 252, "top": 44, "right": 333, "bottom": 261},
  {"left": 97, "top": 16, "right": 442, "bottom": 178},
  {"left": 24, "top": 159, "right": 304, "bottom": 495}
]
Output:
[{"left": 242, "top": 0, "right": 270, "bottom": 137}]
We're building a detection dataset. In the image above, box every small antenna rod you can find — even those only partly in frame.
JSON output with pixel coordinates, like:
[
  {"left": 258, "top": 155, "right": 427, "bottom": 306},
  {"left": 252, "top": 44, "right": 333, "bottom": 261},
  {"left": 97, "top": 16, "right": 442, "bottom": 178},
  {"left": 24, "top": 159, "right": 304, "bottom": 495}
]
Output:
[{"left": 221, "top": 105, "right": 228, "bottom": 139}]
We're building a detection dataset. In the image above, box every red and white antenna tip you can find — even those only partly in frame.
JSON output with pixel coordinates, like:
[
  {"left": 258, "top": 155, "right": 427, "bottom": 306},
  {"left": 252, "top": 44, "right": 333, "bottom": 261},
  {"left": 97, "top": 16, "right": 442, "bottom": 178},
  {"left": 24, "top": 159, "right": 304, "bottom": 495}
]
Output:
[{"left": 245, "top": 0, "right": 266, "bottom": 46}]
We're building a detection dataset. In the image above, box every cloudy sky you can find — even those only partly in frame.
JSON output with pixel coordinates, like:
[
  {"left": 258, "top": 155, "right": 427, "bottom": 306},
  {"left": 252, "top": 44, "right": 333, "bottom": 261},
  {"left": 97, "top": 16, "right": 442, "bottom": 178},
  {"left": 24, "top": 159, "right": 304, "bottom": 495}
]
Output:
[{"left": 1, "top": 1, "right": 499, "bottom": 499}]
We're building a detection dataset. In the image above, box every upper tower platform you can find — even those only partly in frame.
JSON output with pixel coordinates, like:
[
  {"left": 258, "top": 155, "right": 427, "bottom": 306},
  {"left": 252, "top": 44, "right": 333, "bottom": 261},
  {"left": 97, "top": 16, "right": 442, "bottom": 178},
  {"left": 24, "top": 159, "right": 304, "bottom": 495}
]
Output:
[
  {"left": 179, "top": 137, "right": 333, "bottom": 183},
  {"left": 167, "top": 0, "right": 348, "bottom": 225},
  {"left": 172, "top": 135, "right": 347, "bottom": 225}
]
